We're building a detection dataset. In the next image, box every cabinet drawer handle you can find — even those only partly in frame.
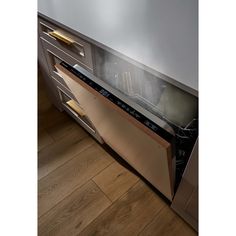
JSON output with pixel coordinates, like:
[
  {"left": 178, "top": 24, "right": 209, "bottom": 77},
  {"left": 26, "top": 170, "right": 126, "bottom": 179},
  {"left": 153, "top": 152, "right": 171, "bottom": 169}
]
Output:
[
  {"left": 48, "top": 30, "right": 75, "bottom": 45},
  {"left": 48, "top": 30, "right": 85, "bottom": 57},
  {"left": 66, "top": 100, "right": 86, "bottom": 117}
]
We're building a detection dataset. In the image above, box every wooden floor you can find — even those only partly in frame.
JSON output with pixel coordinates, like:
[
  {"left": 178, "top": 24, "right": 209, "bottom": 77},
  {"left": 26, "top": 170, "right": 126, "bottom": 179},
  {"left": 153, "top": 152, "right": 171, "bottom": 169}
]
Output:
[{"left": 38, "top": 73, "right": 197, "bottom": 236}]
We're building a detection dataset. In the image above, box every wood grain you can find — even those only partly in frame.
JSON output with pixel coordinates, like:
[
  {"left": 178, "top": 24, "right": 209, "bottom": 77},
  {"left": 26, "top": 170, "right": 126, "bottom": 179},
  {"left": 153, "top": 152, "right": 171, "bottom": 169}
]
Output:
[
  {"left": 38, "top": 132, "right": 94, "bottom": 180},
  {"left": 38, "top": 97, "right": 53, "bottom": 115},
  {"left": 38, "top": 128, "right": 54, "bottom": 151},
  {"left": 139, "top": 206, "right": 197, "bottom": 236},
  {"left": 38, "top": 79, "right": 52, "bottom": 110},
  {"left": 93, "top": 161, "right": 139, "bottom": 202},
  {"left": 38, "top": 143, "right": 114, "bottom": 217},
  {"left": 38, "top": 105, "right": 68, "bottom": 130},
  {"left": 38, "top": 70, "right": 56, "bottom": 125},
  {"left": 45, "top": 116, "right": 88, "bottom": 141},
  {"left": 38, "top": 181, "right": 111, "bottom": 236},
  {"left": 56, "top": 64, "right": 174, "bottom": 200},
  {"left": 79, "top": 181, "right": 165, "bottom": 236}
]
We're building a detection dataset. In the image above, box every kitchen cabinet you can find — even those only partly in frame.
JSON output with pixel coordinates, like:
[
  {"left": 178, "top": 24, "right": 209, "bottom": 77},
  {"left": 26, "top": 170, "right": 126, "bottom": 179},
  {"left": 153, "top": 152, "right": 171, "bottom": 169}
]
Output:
[
  {"left": 38, "top": 17, "right": 104, "bottom": 143},
  {"left": 38, "top": 18, "right": 94, "bottom": 72},
  {"left": 38, "top": 30, "right": 63, "bottom": 111}
]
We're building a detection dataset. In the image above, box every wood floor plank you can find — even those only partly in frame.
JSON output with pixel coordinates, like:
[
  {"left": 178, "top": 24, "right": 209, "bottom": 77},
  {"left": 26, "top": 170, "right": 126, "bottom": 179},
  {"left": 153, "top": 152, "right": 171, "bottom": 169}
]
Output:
[
  {"left": 38, "top": 128, "right": 54, "bottom": 151},
  {"left": 139, "top": 206, "right": 197, "bottom": 236},
  {"left": 45, "top": 117, "right": 86, "bottom": 141},
  {"left": 38, "top": 144, "right": 114, "bottom": 217},
  {"left": 93, "top": 161, "right": 139, "bottom": 202},
  {"left": 38, "top": 98, "right": 53, "bottom": 115},
  {"left": 79, "top": 181, "right": 165, "bottom": 236},
  {"left": 38, "top": 181, "right": 111, "bottom": 236},
  {"left": 38, "top": 73, "right": 58, "bottom": 122},
  {"left": 38, "top": 83, "right": 51, "bottom": 107},
  {"left": 38, "top": 106, "right": 69, "bottom": 130},
  {"left": 38, "top": 132, "right": 94, "bottom": 180}
]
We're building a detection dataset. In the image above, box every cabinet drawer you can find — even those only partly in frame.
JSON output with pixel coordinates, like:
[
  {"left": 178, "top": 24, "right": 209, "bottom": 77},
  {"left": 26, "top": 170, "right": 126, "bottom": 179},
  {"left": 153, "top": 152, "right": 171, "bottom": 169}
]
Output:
[
  {"left": 41, "top": 38, "right": 84, "bottom": 90},
  {"left": 58, "top": 86, "right": 97, "bottom": 137},
  {"left": 52, "top": 75, "right": 103, "bottom": 143},
  {"left": 51, "top": 74, "right": 77, "bottom": 102},
  {"left": 39, "top": 18, "right": 93, "bottom": 71}
]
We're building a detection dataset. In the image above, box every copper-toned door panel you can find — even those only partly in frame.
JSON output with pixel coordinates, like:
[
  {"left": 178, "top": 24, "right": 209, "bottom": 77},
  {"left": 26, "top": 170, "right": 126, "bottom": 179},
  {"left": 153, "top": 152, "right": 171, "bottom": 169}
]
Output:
[{"left": 56, "top": 63, "right": 175, "bottom": 200}]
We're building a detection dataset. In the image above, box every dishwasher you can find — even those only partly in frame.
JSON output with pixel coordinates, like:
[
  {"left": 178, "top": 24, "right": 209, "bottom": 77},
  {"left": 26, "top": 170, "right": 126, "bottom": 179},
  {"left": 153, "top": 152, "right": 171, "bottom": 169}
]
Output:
[{"left": 55, "top": 44, "right": 198, "bottom": 200}]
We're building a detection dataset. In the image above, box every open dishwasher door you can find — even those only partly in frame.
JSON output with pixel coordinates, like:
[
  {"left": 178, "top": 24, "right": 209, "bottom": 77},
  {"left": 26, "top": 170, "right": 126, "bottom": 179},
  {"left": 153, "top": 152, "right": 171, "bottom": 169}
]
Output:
[
  {"left": 55, "top": 58, "right": 198, "bottom": 201},
  {"left": 55, "top": 61, "right": 176, "bottom": 200}
]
